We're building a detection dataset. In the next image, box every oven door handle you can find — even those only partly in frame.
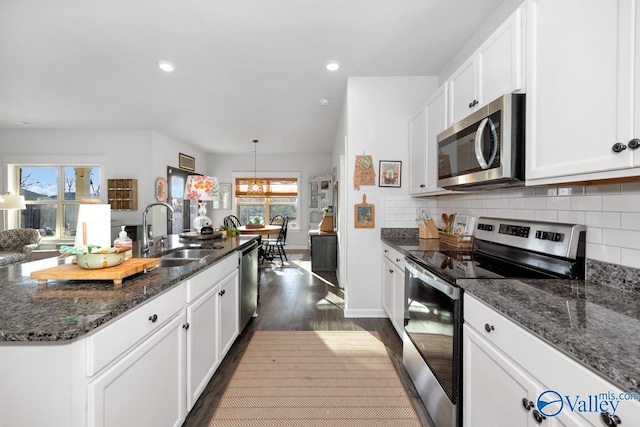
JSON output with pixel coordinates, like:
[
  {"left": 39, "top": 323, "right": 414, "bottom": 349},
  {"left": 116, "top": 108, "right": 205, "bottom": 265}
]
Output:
[{"left": 405, "top": 258, "right": 461, "bottom": 300}]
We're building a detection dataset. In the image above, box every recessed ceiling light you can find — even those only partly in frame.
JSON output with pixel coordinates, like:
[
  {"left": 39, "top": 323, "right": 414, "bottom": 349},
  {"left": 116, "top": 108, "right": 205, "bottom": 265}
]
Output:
[
  {"left": 157, "top": 60, "right": 175, "bottom": 72},
  {"left": 320, "top": 98, "right": 330, "bottom": 107},
  {"left": 17, "top": 121, "right": 32, "bottom": 125},
  {"left": 325, "top": 61, "right": 340, "bottom": 71}
]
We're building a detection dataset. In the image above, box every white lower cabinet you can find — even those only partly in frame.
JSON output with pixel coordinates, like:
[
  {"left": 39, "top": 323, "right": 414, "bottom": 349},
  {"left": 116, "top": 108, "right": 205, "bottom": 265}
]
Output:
[
  {"left": 218, "top": 270, "right": 239, "bottom": 357},
  {"left": 186, "top": 254, "right": 239, "bottom": 411},
  {"left": 464, "top": 294, "right": 640, "bottom": 427},
  {"left": 85, "top": 253, "right": 240, "bottom": 427},
  {"left": 463, "top": 325, "right": 585, "bottom": 427},
  {"left": 88, "top": 313, "right": 187, "bottom": 427},
  {"left": 186, "top": 284, "right": 220, "bottom": 410},
  {"left": 381, "top": 243, "right": 405, "bottom": 337}
]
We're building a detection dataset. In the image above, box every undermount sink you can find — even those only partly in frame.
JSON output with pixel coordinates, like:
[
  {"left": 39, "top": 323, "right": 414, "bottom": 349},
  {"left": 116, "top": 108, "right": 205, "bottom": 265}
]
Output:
[
  {"left": 158, "top": 258, "right": 199, "bottom": 268},
  {"left": 161, "top": 248, "right": 219, "bottom": 259}
]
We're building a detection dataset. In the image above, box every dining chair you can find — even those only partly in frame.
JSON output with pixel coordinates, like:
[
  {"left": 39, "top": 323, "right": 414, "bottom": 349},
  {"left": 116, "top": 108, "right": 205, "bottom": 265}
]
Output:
[
  {"left": 262, "top": 216, "right": 289, "bottom": 263},
  {"left": 267, "top": 215, "right": 285, "bottom": 239},
  {"left": 223, "top": 215, "right": 241, "bottom": 229}
]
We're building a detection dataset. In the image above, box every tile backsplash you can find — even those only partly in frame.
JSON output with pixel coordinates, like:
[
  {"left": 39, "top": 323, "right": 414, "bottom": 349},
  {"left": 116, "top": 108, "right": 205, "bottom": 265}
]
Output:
[{"left": 383, "top": 182, "right": 640, "bottom": 269}]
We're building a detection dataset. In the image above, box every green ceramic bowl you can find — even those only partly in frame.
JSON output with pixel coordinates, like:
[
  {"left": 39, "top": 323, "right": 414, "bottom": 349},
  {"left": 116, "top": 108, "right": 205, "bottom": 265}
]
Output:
[{"left": 76, "top": 249, "right": 125, "bottom": 269}]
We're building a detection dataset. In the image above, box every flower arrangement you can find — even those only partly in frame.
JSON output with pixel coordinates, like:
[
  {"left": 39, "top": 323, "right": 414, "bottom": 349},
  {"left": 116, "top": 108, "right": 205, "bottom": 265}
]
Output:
[{"left": 249, "top": 215, "right": 264, "bottom": 225}]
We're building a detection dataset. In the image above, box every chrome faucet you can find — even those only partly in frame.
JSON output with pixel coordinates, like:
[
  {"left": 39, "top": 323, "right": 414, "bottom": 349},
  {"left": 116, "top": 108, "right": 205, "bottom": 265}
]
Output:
[{"left": 142, "top": 202, "right": 174, "bottom": 253}]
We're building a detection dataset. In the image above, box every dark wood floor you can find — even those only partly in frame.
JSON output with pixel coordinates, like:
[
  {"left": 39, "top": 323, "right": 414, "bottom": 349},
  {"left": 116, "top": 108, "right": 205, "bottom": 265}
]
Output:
[{"left": 182, "top": 251, "right": 435, "bottom": 427}]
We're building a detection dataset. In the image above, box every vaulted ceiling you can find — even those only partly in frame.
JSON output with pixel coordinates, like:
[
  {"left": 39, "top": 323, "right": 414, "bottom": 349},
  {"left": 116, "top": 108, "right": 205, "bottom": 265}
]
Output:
[{"left": 0, "top": 0, "right": 505, "bottom": 155}]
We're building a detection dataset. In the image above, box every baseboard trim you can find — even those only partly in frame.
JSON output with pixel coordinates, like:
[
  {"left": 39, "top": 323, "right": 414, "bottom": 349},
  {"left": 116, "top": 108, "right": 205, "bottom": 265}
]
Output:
[{"left": 343, "top": 308, "right": 386, "bottom": 318}]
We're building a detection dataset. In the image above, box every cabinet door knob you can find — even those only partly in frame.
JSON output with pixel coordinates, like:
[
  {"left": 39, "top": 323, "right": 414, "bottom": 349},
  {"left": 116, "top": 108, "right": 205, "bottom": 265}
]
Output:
[
  {"left": 532, "top": 409, "right": 546, "bottom": 423},
  {"left": 148, "top": 314, "right": 158, "bottom": 323},
  {"left": 389, "top": 269, "right": 394, "bottom": 273},
  {"left": 420, "top": 184, "right": 426, "bottom": 188},
  {"left": 612, "top": 143, "right": 627, "bottom": 153},
  {"left": 183, "top": 323, "right": 190, "bottom": 330},
  {"left": 600, "top": 412, "right": 622, "bottom": 426},
  {"left": 484, "top": 323, "right": 495, "bottom": 333},
  {"left": 219, "top": 289, "right": 226, "bottom": 296},
  {"left": 521, "top": 398, "right": 533, "bottom": 411},
  {"left": 396, "top": 258, "right": 401, "bottom": 263},
  {"left": 628, "top": 138, "right": 640, "bottom": 150}
]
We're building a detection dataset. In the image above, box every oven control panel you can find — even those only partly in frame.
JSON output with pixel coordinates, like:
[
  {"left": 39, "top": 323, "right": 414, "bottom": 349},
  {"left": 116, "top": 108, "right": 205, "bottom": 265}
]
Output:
[
  {"left": 535, "top": 230, "right": 564, "bottom": 242},
  {"left": 498, "top": 224, "right": 530, "bottom": 238},
  {"left": 475, "top": 217, "right": 586, "bottom": 259}
]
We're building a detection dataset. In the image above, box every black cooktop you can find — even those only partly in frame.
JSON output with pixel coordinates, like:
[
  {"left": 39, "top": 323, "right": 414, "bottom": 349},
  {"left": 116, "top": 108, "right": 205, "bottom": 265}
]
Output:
[{"left": 406, "top": 243, "right": 579, "bottom": 284}]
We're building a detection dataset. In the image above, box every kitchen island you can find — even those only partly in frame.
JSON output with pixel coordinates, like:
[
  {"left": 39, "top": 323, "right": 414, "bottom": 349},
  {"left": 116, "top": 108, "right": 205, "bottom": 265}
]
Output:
[{"left": 0, "top": 234, "right": 259, "bottom": 427}]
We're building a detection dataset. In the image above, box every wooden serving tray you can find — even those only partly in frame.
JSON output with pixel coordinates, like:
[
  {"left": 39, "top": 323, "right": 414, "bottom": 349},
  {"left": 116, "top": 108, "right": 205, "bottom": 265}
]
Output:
[{"left": 30, "top": 258, "right": 160, "bottom": 289}]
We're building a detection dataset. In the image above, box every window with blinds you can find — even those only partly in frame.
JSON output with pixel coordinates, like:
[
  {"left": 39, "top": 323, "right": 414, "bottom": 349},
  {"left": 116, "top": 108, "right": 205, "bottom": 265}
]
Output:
[{"left": 235, "top": 177, "right": 299, "bottom": 229}]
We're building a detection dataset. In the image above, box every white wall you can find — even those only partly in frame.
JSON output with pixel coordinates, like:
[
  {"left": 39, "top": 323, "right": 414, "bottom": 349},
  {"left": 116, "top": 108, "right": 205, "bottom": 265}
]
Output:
[
  {"left": 342, "top": 76, "right": 438, "bottom": 318},
  {"left": 0, "top": 129, "right": 207, "bottom": 240},
  {"left": 206, "top": 152, "right": 333, "bottom": 249}
]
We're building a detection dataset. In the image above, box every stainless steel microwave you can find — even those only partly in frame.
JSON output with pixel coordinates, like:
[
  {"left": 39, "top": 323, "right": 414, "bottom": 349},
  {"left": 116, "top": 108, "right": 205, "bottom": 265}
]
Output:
[{"left": 437, "top": 94, "right": 525, "bottom": 190}]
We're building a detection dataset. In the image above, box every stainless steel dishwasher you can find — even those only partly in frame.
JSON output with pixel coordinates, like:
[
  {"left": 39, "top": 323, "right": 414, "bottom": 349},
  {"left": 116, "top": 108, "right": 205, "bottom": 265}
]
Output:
[{"left": 239, "top": 239, "right": 259, "bottom": 331}]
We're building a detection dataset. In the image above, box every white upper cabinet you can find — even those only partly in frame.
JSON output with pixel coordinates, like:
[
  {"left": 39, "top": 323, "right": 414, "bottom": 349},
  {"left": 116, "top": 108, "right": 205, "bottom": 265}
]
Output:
[
  {"left": 448, "top": 58, "right": 477, "bottom": 125},
  {"left": 408, "top": 103, "right": 427, "bottom": 194},
  {"left": 448, "top": 6, "right": 524, "bottom": 126},
  {"left": 526, "top": 0, "right": 640, "bottom": 184},
  {"left": 409, "top": 84, "right": 450, "bottom": 196}
]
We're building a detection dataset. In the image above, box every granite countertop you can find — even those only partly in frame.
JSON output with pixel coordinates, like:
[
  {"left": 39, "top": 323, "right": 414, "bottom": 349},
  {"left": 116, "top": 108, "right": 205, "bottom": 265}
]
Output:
[
  {"left": 0, "top": 235, "right": 259, "bottom": 343},
  {"left": 381, "top": 236, "right": 640, "bottom": 393}
]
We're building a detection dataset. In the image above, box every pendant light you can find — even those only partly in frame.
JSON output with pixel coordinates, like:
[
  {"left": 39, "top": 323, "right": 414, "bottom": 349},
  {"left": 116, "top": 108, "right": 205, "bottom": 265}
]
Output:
[{"left": 247, "top": 139, "right": 265, "bottom": 196}]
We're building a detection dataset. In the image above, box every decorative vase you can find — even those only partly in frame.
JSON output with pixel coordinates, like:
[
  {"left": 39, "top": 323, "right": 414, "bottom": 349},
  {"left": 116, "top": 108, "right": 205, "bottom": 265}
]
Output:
[
  {"left": 319, "top": 213, "right": 333, "bottom": 232},
  {"left": 192, "top": 201, "right": 212, "bottom": 233}
]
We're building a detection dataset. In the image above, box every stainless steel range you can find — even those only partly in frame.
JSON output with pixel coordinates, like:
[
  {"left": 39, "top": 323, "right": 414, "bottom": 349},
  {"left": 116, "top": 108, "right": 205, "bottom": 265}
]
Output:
[{"left": 402, "top": 217, "right": 586, "bottom": 427}]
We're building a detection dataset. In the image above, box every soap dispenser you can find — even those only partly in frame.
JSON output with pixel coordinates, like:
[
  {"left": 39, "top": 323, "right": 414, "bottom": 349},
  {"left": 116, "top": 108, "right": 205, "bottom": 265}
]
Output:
[{"left": 114, "top": 226, "right": 133, "bottom": 259}]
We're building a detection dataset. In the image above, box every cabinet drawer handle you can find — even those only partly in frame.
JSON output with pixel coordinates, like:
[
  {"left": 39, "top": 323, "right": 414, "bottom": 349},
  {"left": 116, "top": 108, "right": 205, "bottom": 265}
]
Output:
[
  {"left": 396, "top": 258, "right": 401, "bottom": 263},
  {"left": 612, "top": 142, "right": 627, "bottom": 153},
  {"left": 219, "top": 289, "right": 226, "bottom": 296},
  {"left": 532, "top": 409, "right": 546, "bottom": 423},
  {"left": 183, "top": 323, "right": 190, "bottom": 330},
  {"left": 484, "top": 323, "right": 494, "bottom": 333},
  {"left": 600, "top": 412, "right": 622, "bottom": 426},
  {"left": 628, "top": 138, "right": 640, "bottom": 150},
  {"left": 148, "top": 314, "right": 158, "bottom": 323},
  {"left": 419, "top": 184, "right": 426, "bottom": 188},
  {"left": 521, "top": 398, "right": 534, "bottom": 411}
]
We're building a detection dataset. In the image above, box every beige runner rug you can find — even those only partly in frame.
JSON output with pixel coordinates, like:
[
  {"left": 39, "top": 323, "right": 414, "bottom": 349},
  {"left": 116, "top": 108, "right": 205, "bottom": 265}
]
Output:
[{"left": 208, "top": 331, "right": 422, "bottom": 427}]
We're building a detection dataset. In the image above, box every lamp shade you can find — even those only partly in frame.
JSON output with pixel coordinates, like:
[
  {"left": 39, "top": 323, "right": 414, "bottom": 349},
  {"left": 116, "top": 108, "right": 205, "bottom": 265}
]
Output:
[
  {"left": 184, "top": 175, "right": 219, "bottom": 201},
  {"left": 74, "top": 203, "right": 112, "bottom": 248},
  {"left": 0, "top": 195, "right": 26, "bottom": 210}
]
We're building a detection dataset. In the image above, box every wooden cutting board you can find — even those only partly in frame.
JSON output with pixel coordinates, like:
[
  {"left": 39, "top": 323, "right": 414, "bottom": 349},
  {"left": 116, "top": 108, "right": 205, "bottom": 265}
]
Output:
[{"left": 30, "top": 258, "right": 160, "bottom": 289}]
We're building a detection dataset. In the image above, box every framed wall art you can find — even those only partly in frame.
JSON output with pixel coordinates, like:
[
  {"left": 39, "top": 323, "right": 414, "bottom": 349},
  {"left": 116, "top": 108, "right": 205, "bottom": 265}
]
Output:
[
  {"left": 179, "top": 153, "right": 195, "bottom": 171},
  {"left": 378, "top": 160, "right": 401, "bottom": 187},
  {"left": 354, "top": 193, "right": 375, "bottom": 228}
]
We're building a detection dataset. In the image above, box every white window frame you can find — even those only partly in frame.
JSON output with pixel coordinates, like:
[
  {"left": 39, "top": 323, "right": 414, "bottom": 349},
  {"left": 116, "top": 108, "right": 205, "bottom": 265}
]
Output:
[
  {"left": 231, "top": 171, "right": 301, "bottom": 232},
  {"left": 4, "top": 155, "right": 106, "bottom": 240}
]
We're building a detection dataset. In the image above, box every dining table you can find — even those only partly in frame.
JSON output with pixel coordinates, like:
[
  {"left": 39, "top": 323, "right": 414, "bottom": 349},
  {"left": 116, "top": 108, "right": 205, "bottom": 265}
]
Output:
[{"left": 236, "top": 224, "right": 282, "bottom": 236}]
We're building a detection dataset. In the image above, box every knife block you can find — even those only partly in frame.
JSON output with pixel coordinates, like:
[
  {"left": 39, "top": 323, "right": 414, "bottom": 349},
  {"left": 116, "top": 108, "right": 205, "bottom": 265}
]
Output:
[{"left": 419, "top": 218, "right": 439, "bottom": 239}]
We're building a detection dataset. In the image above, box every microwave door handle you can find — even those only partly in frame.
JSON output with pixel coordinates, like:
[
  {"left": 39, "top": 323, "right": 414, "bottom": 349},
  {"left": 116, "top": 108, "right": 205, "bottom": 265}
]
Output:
[
  {"left": 485, "top": 118, "right": 499, "bottom": 167},
  {"left": 475, "top": 117, "right": 498, "bottom": 170}
]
